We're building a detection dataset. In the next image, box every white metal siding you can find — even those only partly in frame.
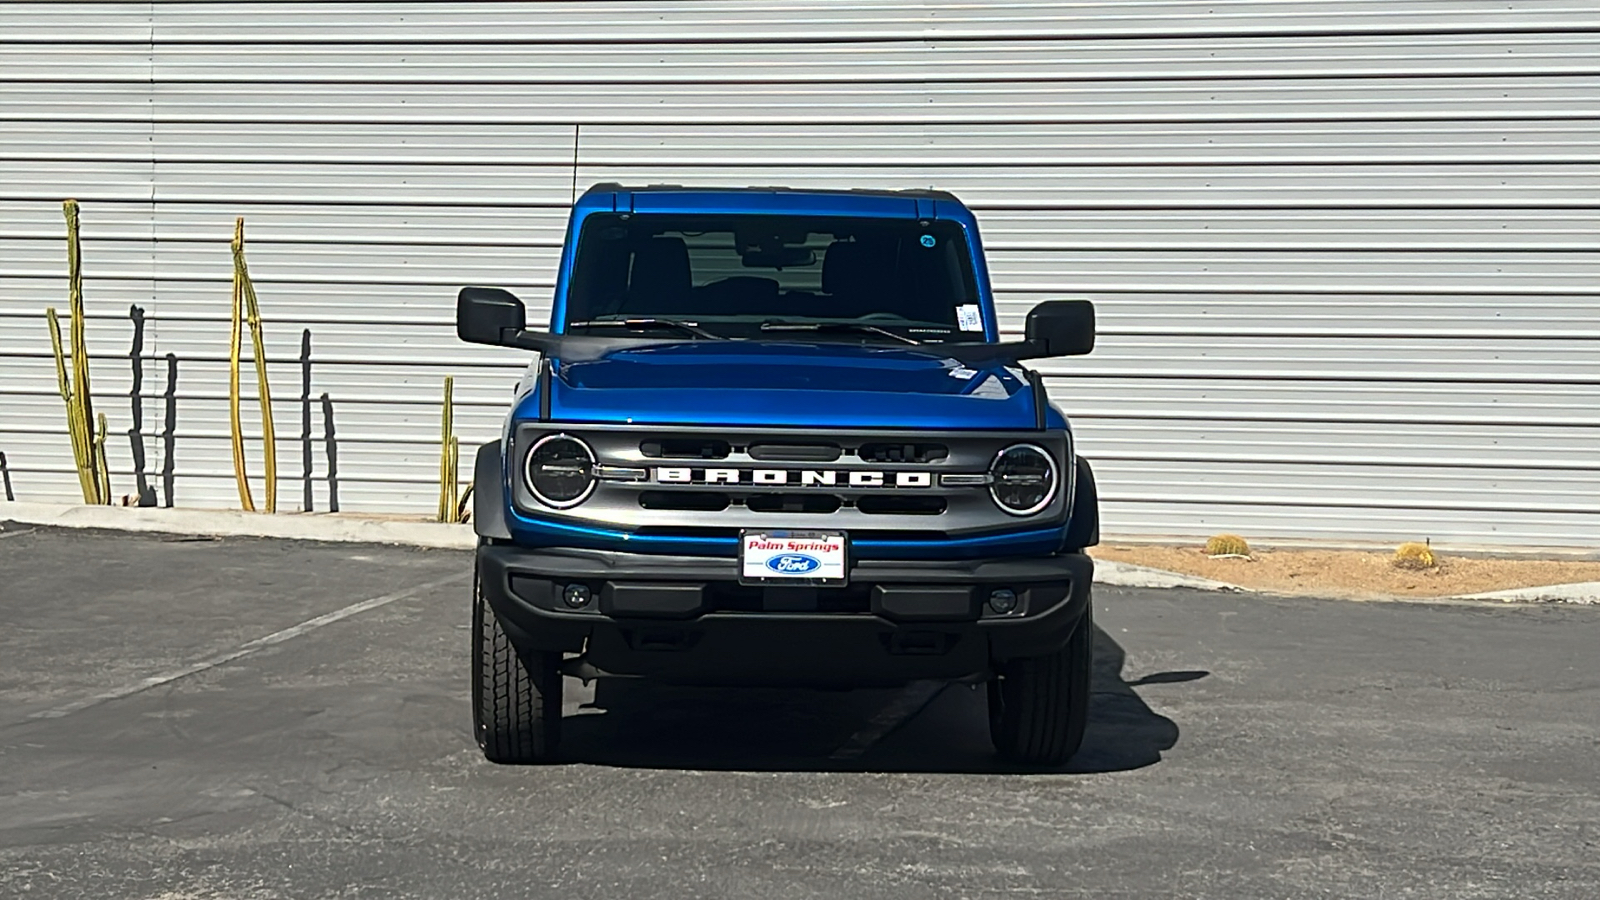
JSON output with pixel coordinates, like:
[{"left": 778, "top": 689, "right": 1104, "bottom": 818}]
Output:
[{"left": 2, "top": 1, "right": 1597, "bottom": 546}]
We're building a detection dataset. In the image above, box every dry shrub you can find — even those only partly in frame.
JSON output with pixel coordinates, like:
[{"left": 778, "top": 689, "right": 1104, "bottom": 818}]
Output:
[
  {"left": 1393, "top": 541, "right": 1439, "bottom": 570},
  {"left": 1205, "top": 533, "right": 1251, "bottom": 558}
]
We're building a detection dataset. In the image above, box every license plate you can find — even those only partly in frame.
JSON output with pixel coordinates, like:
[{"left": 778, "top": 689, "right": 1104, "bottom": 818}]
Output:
[{"left": 739, "top": 530, "right": 848, "bottom": 586}]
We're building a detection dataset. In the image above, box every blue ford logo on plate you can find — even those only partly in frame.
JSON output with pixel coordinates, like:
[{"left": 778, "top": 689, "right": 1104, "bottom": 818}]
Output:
[{"left": 767, "top": 554, "right": 822, "bottom": 575}]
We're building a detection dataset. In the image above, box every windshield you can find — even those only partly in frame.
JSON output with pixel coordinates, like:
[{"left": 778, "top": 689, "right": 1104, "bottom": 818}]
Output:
[{"left": 563, "top": 213, "right": 982, "bottom": 343}]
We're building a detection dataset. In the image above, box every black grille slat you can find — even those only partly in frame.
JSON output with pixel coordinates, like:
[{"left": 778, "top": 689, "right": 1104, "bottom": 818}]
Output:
[
  {"left": 638, "top": 491, "right": 730, "bottom": 511},
  {"left": 748, "top": 442, "right": 842, "bottom": 462},
  {"left": 640, "top": 438, "right": 731, "bottom": 460},
  {"left": 745, "top": 493, "right": 843, "bottom": 514},
  {"left": 857, "top": 495, "right": 947, "bottom": 515},
  {"left": 858, "top": 442, "right": 949, "bottom": 464}
]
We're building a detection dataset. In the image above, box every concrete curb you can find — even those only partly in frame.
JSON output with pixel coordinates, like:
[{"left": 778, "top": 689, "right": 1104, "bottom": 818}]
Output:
[
  {"left": 1, "top": 501, "right": 1249, "bottom": 592},
  {"left": 1452, "top": 582, "right": 1600, "bottom": 605},
  {"left": 1, "top": 501, "right": 477, "bottom": 550},
  {"left": 1089, "top": 559, "right": 1247, "bottom": 592}
]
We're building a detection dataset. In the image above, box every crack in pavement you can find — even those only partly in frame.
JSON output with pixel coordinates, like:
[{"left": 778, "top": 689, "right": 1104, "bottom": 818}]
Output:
[{"left": 12, "top": 572, "right": 462, "bottom": 725}]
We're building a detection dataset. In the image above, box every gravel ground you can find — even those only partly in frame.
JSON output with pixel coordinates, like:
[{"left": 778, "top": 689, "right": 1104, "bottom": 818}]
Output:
[{"left": 1093, "top": 543, "right": 1600, "bottom": 599}]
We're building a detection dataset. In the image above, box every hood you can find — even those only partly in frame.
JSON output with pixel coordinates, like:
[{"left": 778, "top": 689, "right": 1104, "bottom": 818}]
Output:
[{"left": 524, "top": 341, "right": 1042, "bottom": 429}]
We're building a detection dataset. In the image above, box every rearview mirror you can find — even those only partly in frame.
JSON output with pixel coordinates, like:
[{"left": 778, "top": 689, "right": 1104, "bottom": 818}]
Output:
[
  {"left": 457, "top": 286, "right": 526, "bottom": 346},
  {"left": 1025, "top": 300, "right": 1095, "bottom": 357}
]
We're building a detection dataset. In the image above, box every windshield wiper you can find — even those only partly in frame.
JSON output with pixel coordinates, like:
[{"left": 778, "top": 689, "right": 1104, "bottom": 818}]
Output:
[
  {"left": 567, "top": 318, "right": 725, "bottom": 340},
  {"left": 758, "top": 321, "right": 921, "bottom": 345}
]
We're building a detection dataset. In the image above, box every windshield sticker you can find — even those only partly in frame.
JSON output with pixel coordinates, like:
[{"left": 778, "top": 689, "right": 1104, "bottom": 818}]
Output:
[
  {"left": 948, "top": 366, "right": 978, "bottom": 380},
  {"left": 919, "top": 234, "right": 936, "bottom": 248},
  {"left": 955, "top": 304, "right": 983, "bottom": 332}
]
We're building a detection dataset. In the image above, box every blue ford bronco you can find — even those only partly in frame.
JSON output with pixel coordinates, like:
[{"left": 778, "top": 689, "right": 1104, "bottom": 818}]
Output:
[{"left": 460, "top": 184, "right": 1099, "bottom": 765}]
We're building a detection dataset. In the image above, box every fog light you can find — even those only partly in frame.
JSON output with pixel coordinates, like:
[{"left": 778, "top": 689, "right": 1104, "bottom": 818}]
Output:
[
  {"left": 562, "top": 583, "right": 592, "bottom": 609},
  {"left": 988, "top": 588, "right": 1018, "bottom": 614}
]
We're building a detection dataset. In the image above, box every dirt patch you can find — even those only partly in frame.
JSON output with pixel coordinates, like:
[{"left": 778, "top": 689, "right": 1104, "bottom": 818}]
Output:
[{"left": 1091, "top": 544, "right": 1600, "bottom": 600}]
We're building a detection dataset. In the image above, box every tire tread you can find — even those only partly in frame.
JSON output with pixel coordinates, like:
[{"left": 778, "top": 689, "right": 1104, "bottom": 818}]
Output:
[
  {"left": 990, "top": 607, "right": 1092, "bottom": 765},
  {"left": 472, "top": 573, "right": 560, "bottom": 763}
]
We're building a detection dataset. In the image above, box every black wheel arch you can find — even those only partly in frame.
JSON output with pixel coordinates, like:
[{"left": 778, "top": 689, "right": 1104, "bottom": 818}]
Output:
[
  {"left": 1064, "top": 455, "right": 1099, "bottom": 550},
  {"left": 474, "top": 439, "right": 512, "bottom": 541}
]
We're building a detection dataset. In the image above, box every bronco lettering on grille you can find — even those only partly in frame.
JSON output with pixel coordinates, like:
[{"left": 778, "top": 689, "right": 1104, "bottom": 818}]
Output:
[{"left": 652, "top": 468, "right": 932, "bottom": 488}]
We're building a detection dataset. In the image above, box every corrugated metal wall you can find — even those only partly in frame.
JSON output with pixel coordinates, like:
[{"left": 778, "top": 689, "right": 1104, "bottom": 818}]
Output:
[{"left": 3, "top": 1, "right": 1597, "bottom": 546}]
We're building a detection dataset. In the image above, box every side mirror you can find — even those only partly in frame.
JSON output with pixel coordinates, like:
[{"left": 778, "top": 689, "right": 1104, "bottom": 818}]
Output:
[
  {"left": 457, "top": 286, "right": 526, "bottom": 346},
  {"left": 1025, "top": 299, "right": 1095, "bottom": 357}
]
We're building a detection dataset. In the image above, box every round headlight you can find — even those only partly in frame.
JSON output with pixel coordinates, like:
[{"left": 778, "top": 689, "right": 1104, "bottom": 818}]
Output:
[
  {"left": 525, "top": 434, "right": 596, "bottom": 508},
  {"left": 989, "top": 444, "right": 1057, "bottom": 516}
]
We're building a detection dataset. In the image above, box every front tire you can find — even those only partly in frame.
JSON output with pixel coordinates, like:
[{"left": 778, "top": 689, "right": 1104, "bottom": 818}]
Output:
[
  {"left": 472, "top": 569, "right": 562, "bottom": 763},
  {"left": 988, "top": 605, "right": 1093, "bottom": 765}
]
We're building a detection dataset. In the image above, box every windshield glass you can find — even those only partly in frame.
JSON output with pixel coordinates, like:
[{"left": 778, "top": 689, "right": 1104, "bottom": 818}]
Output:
[{"left": 563, "top": 213, "right": 982, "bottom": 342}]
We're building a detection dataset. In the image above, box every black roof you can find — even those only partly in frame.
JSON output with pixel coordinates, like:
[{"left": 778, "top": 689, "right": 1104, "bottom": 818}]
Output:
[{"left": 582, "top": 183, "right": 960, "bottom": 203}]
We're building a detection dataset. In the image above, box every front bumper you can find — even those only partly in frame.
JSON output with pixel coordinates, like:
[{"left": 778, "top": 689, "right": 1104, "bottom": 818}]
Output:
[{"left": 477, "top": 543, "right": 1092, "bottom": 687}]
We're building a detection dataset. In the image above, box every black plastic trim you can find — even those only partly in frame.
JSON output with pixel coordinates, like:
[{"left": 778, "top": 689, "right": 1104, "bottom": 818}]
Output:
[
  {"left": 1064, "top": 456, "right": 1100, "bottom": 550},
  {"left": 1028, "top": 369, "right": 1048, "bottom": 430},
  {"left": 536, "top": 358, "right": 552, "bottom": 421},
  {"left": 473, "top": 440, "right": 512, "bottom": 541},
  {"left": 475, "top": 543, "right": 1093, "bottom": 684}
]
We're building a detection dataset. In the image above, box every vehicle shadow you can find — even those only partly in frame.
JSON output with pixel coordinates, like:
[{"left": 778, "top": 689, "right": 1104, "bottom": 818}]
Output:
[{"left": 556, "top": 626, "right": 1198, "bottom": 775}]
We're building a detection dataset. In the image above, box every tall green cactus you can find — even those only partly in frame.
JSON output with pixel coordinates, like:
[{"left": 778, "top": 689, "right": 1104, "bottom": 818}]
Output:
[{"left": 45, "top": 199, "right": 106, "bottom": 504}]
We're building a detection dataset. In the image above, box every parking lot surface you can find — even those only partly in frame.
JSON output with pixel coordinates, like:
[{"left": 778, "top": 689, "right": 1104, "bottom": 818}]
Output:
[{"left": 1, "top": 523, "right": 1596, "bottom": 899}]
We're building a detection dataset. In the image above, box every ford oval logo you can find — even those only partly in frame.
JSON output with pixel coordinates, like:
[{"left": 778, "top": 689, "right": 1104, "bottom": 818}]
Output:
[{"left": 767, "top": 554, "right": 822, "bottom": 575}]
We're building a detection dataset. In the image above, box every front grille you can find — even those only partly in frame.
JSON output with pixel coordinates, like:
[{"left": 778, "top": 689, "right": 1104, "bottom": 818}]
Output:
[{"left": 511, "top": 424, "right": 1070, "bottom": 538}]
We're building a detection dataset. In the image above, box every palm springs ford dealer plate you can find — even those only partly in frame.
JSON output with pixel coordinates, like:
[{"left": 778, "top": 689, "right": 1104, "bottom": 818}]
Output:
[{"left": 739, "top": 531, "right": 848, "bottom": 586}]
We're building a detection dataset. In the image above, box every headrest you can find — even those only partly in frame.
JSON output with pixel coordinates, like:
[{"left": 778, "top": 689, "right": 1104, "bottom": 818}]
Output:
[
  {"left": 630, "top": 237, "right": 692, "bottom": 295},
  {"left": 821, "top": 241, "right": 868, "bottom": 295}
]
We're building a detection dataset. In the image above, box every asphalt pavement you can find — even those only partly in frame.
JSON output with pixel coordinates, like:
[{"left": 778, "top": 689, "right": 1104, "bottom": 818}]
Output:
[{"left": 1, "top": 523, "right": 1596, "bottom": 899}]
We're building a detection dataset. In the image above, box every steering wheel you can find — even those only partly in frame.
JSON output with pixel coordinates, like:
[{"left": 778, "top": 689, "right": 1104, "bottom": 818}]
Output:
[{"left": 857, "top": 312, "right": 909, "bottom": 321}]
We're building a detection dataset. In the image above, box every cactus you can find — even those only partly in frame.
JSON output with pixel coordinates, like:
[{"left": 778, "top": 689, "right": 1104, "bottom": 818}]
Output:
[
  {"left": 228, "top": 218, "right": 277, "bottom": 512},
  {"left": 46, "top": 309, "right": 96, "bottom": 502},
  {"left": 1393, "top": 541, "right": 1438, "bottom": 570},
  {"left": 438, "top": 376, "right": 460, "bottom": 522},
  {"left": 45, "top": 200, "right": 107, "bottom": 504},
  {"left": 93, "top": 413, "right": 111, "bottom": 504},
  {"left": 1205, "top": 533, "right": 1252, "bottom": 558}
]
